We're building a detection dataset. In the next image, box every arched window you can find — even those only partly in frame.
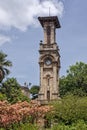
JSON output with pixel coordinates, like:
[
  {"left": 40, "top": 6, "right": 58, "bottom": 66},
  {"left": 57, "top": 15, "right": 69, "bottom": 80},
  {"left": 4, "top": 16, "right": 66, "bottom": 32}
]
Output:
[{"left": 47, "top": 90, "right": 50, "bottom": 101}]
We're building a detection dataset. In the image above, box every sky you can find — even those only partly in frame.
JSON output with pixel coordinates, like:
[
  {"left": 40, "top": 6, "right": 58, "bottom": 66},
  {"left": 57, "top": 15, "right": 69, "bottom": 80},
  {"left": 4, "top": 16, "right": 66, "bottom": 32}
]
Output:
[{"left": 0, "top": 0, "right": 87, "bottom": 87}]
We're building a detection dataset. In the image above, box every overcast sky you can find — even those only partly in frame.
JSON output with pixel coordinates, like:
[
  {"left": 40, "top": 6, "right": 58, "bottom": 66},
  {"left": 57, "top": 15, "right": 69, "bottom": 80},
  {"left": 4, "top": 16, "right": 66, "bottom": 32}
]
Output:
[{"left": 0, "top": 0, "right": 87, "bottom": 87}]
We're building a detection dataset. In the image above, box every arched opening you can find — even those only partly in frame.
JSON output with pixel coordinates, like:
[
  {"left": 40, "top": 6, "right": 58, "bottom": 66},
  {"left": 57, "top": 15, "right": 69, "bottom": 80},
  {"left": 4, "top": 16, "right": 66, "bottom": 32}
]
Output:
[{"left": 47, "top": 90, "right": 50, "bottom": 101}]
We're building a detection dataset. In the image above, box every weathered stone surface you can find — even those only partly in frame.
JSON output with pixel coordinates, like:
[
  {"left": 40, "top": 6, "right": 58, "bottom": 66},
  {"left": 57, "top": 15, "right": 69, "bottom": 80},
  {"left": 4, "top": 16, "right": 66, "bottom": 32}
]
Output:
[{"left": 38, "top": 16, "right": 61, "bottom": 104}]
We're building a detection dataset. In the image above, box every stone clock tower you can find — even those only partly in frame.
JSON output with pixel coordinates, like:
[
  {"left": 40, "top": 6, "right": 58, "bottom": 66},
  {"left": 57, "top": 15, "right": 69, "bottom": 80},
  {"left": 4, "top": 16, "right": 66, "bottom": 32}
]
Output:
[{"left": 38, "top": 16, "right": 60, "bottom": 104}]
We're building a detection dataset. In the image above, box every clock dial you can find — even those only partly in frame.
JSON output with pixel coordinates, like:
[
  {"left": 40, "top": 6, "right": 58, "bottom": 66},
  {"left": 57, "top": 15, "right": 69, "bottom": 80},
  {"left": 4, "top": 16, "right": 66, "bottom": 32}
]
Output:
[{"left": 45, "top": 58, "right": 52, "bottom": 65}]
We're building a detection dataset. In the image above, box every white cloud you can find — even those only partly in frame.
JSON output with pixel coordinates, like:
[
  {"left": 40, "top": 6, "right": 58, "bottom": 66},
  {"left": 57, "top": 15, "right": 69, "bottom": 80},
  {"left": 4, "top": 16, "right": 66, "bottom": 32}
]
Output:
[
  {"left": 0, "top": 0, "right": 64, "bottom": 31},
  {"left": 0, "top": 35, "right": 11, "bottom": 46}
]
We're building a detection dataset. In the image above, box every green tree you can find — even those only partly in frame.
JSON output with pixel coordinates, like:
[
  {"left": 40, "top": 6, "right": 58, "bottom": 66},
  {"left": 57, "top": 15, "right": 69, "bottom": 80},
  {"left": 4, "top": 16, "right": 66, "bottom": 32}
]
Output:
[
  {"left": 0, "top": 78, "right": 30, "bottom": 103},
  {"left": 0, "top": 51, "right": 12, "bottom": 83},
  {"left": 30, "top": 85, "right": 40, "bottom": 99},
  {"left": 59, "top": 62, "right": 87, "bottom": 97}
]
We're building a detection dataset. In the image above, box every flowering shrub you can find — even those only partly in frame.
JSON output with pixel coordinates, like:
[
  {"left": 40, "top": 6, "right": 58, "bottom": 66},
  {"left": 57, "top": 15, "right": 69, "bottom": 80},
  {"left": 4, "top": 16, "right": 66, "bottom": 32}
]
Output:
[{"left": 0, "top": 100, "right": 51, "bottom": 128}]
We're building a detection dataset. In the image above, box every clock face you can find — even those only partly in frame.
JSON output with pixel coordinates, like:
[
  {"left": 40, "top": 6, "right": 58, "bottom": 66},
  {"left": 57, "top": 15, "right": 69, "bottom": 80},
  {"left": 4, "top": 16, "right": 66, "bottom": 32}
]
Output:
[{"left": 45, "top": 58, "right": 52, "bottom": 65}]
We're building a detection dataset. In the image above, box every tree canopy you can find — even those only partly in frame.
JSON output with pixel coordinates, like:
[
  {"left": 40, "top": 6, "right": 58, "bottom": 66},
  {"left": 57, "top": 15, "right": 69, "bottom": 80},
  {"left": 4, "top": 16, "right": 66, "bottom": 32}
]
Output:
[
  {"left": 29, "top": 85, "right": 40, "bottom": 99},
  {"left": 0, "top": 51, "right": 12, "bottom": 83},
  {"left": 0, "top": 78, "right": 30, "bottom": 103},
  {"left": 59, "top": 62, "right": 87, "bottom": 97}
]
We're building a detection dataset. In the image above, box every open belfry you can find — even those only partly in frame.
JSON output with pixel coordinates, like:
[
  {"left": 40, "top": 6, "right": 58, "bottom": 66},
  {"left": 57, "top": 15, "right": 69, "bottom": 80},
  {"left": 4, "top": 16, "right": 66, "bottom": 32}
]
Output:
[{"left": 38, "top": 16, "right": 61, "bottom": 104}]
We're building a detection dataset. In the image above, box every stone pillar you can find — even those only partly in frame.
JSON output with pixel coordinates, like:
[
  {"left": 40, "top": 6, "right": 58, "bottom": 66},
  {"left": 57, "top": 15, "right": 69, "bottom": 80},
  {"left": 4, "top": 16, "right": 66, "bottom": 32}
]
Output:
[
  {"left": 51, "top": 24, "right": 55, "bottom": 44},
  {"left": 44, "top": 25, "right": 47, "bottom": 44},
  {"left": 40, "top": 65, "right": 43, "bottom": 90},
  {"left": 52, "top": 64, "right": 58, "bottom": 99}
]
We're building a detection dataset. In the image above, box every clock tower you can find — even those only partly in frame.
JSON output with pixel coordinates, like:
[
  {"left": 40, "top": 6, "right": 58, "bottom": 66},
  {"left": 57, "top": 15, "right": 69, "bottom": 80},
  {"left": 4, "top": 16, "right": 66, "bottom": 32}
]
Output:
[{"left": 38, "top": 16, "right": 60, "bottom": 104}]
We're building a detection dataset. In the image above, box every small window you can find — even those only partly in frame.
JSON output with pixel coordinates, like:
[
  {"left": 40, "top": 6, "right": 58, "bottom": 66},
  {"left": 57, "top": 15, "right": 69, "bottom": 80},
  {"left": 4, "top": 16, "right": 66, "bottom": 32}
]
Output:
[{"left": 47, "top": 90, "right": 50, "bottom": 101}]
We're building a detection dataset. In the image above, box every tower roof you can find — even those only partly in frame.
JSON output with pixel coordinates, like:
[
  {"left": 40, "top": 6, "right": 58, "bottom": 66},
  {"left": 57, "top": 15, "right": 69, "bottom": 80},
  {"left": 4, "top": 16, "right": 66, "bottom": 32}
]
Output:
[{"left": 38, "top": 16, "right": 61, "bottom": 28}]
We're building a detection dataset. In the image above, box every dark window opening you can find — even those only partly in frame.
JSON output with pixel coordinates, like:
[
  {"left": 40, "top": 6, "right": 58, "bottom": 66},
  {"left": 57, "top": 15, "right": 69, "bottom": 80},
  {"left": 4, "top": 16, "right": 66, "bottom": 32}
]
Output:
[{"left": 47, "top": 90, "right": 50, "bottom": 101}]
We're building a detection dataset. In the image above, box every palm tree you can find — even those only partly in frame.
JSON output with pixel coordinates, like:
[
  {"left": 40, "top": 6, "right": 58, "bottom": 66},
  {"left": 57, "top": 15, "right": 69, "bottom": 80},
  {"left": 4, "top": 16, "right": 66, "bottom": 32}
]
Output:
[{"left": 0, "top": 51, "right": 12, "bottom": 83}]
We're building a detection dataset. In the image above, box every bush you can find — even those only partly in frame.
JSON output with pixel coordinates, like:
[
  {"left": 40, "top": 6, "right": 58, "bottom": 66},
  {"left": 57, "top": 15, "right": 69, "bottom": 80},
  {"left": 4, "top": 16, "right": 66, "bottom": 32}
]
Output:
[
  {"left": 0, "top": 123, "right": 38, "bottom": 130},
  {"left": 17, "top": 123, "right": 38, "bottom": 130},
  {"left": 51, "top": 120, "right": 87, "bottom": 130},
  {"left": 48, "top": 95, "right": 87, "bottom": 125},
  {"left": 0, "top": 100, "right": 51, "bottom": 129}
]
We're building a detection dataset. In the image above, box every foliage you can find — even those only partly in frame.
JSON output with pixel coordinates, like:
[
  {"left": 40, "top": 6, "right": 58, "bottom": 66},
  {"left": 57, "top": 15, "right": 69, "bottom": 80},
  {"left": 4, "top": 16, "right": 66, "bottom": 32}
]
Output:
[
  {"left": 50, "top": 120, "right": 87, "bottom": 130},
  {"left": 0, "top": 100, "right": 51, "bottom": 129},
  {"left": 0, "top": 93, "right": 7, "bottom": 101},
  {"left": 0, "top": 51, "right": 12, "bottom": 83},
  {"left": 59, "top": 62, "right": 87, "bottom": 97},
  {"left": 0, "top": 78, "right": 30, "bottom": 103},
  {"left": 0, "top": 123, "right": 38, "bottom": 130},
  {"left": 47, "top": 95, "right": 87, "bottom": 125},
  {"left": 13, "top": 123, "right": 38, "bottom": 130},
  {"left": 30, "top": 85, "right": 40, "bottom": 99},
  {"left": 0, "top": 121, "right": 87, "bottom": 130}
]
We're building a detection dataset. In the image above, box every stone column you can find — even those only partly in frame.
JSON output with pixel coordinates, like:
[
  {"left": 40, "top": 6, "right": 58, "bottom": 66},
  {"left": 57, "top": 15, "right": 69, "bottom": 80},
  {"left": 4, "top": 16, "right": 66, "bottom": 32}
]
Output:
[
  {"left": 39, "top": 64, "right": 44, "bottom": 101},
  {"left": 52, "top": 64, "right": 58, "bottom": 99},
  {"left": 51, "top": 24, "right": 55, "bottom": 44},
  {"left": 44, "top": 25, "right": 47, "bottom": 44}
]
